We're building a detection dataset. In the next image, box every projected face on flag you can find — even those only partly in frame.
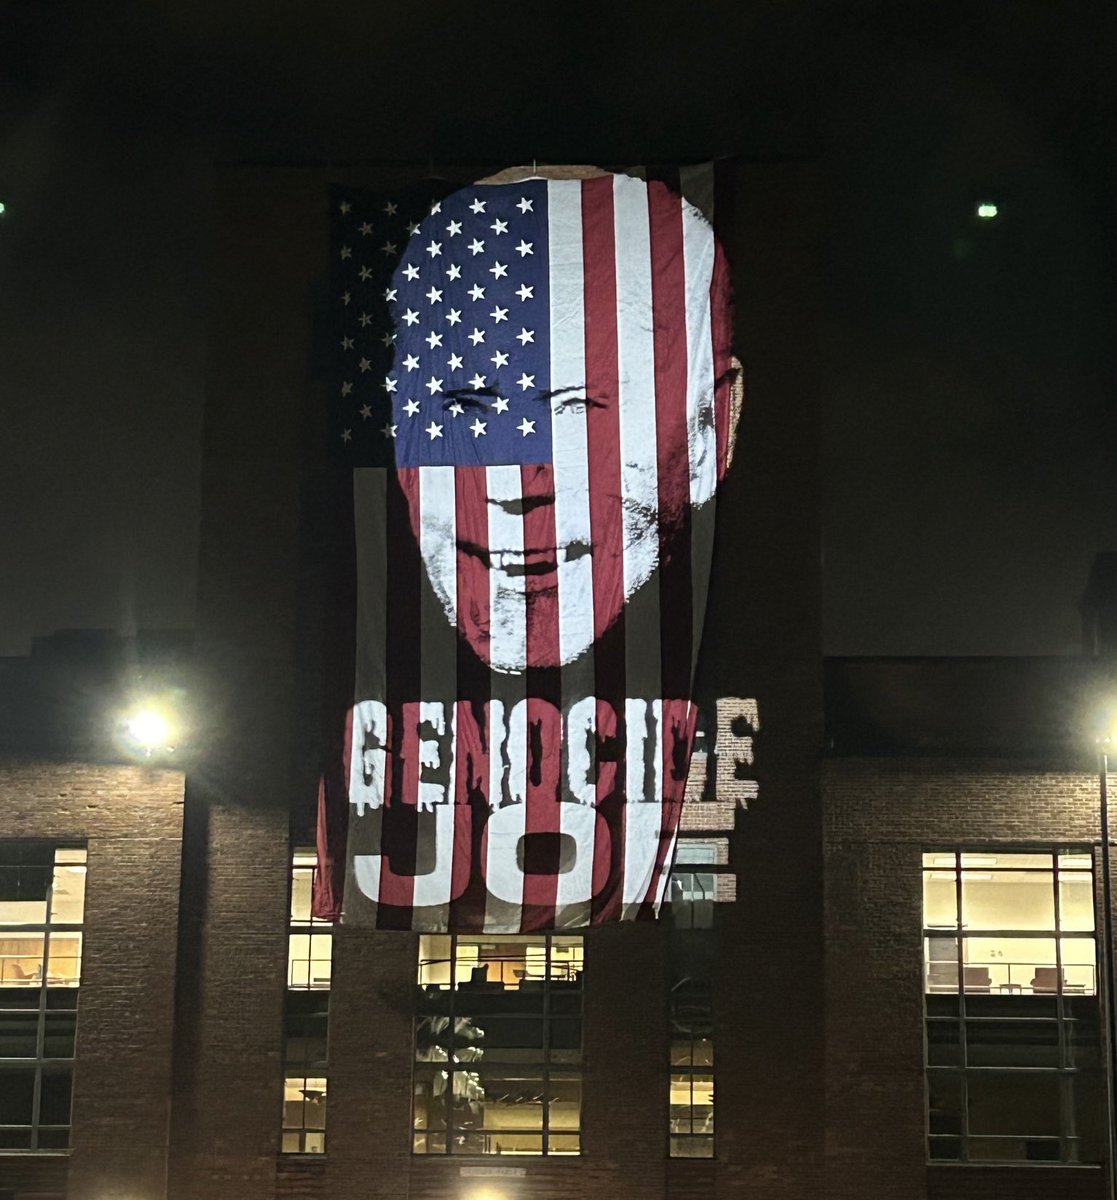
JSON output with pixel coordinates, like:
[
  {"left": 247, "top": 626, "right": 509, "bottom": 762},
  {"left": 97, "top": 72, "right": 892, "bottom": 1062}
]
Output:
[
  {"left": 327, "top": 168, "right": 741, "bottom": 934},
  {"left": 385, "top": 173, "right": 736, "bottom": 673}
]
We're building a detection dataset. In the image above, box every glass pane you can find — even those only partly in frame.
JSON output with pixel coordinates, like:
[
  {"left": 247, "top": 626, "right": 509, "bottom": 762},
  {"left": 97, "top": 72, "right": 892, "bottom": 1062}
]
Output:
[
  {"left": 968, "top": 1135, "right": 1059, "bottom": 1162},
  {"left": 923, "top": 852, "right": 957, "bottom": 869},
  {"left": 413, "top": 1069, "right": 449, "bottom": 1130},
  {"left": 923, "top": 872, "right": 958, "bottom": 928},
  {"left": 982, "top": 854, "right": 1054, "bottom": 869},
  {"left": 548, "top": 1133, "right": 580, "bottom": 1155},
  {"left": 288, "top": 934, "right": 310, "bottom": 988},
  {"left": 290, "top": 867, "right": 313, "bottom": 923},
  {"left": 43, "top": 1011, "right": 77, "bottom": 1058},
  {"left": 928, "top": 1135, "right": 961, "bottom": 1160},
  {"left": 1068, "top": 1013, "right": 1102, "bottom": 1069},
  {"left": 964, "top": 937, "right": 1057, "bottom": 993},
  {"left": 54, "top": 849, "right": 86, "bottom": 865},
  {"left": 38, "top": 1066, "right": 73, "bottom": 1125},
  {"left": 308, "top": 934, "right": 332, "bottom": 988},
  {"left": 45, "top": 933, "right": 82, "bottom": 985},
  {"left": 1062, "top": 937, "right": 1097, "bottom": 994},
  {"left": 0, "top": 1070, "right": 35, "bottom": 1123},
  {"left": 0, "top": 896, "right": 48, "bottom": 926},
  {"left": 962, "top": 871, "right": 1054, "bottom": 931},
  {"left": 550, "top": 937, "right": 583, "bottom": 981},
  {"left": 967, "top": 1072, "right": 1060, "bottom": 1136},
  {"left": 925, "top": 1020, "right": 961, "bottom": 1066},
  {"left": 49, "top": 863, "right": 86, "bottom": 924},
  {"left": 926, "top": 1071, "right": 961, "bottom": 1136},
  {"left": 1058, "top": 872, "right": 1095, "bottom": 932},
  {"left": 0, "top": 1010, "right": 38, "bottom": 1057},
  {"left": 419, "top": 935, "right": 452, "bottom": 986},
  {"left": 0, "top": 935, "right": 45, "bottom": 987},
  {"left": 965, "top": 1020, "right": 1059, "bottom": 1068},
  {"left": 671, "top": 1135, "right": 714, "bottom": 1158},
  {"left": 1071, "top": 1070, "right": 1106, "bottom": 1163},
  {"left": 37, "top": 1127, "right": 70, "bottom": 1149},
  {"left": 456, "top": 1131, "right": 541, "bottom": 1154},
  {"left": 925, "top": 937, "right": 959, "bottom": 992},
  {"left": 460, "top": 1070, "right": 544, "bottom": 1131},
  {"left": 547, "top": 1074, "right": 581, "bottom": 1131}
]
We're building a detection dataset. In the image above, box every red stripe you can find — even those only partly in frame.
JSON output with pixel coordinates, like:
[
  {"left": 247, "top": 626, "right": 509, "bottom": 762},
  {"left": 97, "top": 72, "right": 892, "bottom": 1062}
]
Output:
[
  {"left": 454, "top": 466, "right": 491, "bottom": 669},
  {"left": 712, "top": 237, "right": 734, "bottom": 483},
  {"left": 581, "top": 175, "right": 626, "bottom": 924},
  {"left": 520, "top": 464, "right": 562, "bottom": 928},
  {"left": 449, "top": 466, "right": 492, "bottom": 931},
  {"left": 648, "top": 184, "right": 693, "bottom": 695},
  {"left": 647, "top": 182, "right": 694, "bottom": 913}
]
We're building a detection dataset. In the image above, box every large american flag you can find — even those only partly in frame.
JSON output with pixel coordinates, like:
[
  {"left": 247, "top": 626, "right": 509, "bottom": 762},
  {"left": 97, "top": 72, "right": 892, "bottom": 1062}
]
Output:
[{"left": 318, "top": 167, "right": 737, "bottom": 932}]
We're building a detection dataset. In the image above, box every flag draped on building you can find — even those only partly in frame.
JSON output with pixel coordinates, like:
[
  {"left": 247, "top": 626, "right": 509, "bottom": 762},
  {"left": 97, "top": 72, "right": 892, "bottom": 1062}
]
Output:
[{"left": 317, "top": 166, "right": 739, "bottom": 932}]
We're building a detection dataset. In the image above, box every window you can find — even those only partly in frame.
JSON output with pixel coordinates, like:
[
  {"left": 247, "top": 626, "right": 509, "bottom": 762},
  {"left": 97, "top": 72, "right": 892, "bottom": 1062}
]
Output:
[
  {"left": 923, "top": 850, "right": 1103, "bottom": 1164},
  {"left": 0, "top": 843, "right": 86, "bottom": 1151},
  {"left": 282, "top": 849, "right": 331, "bottom": 1154},
  {"left": 668, "top": 850, "right": 716, "bottom": 1158},
  {"left": 414, "top": 934, "right": 582, "bottom": 1155}
]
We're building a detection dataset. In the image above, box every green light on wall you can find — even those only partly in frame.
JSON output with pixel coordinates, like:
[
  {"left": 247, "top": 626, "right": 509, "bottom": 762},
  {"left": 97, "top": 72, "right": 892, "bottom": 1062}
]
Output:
[{"left": 976, "top": 202, "right": 998, "bottom": 220}]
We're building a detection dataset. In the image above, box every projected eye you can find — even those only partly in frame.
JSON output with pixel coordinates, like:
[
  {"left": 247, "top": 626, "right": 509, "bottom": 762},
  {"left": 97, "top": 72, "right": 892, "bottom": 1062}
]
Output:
[{"left": 554, "top": 395, "right": 605, "bottom": 413}]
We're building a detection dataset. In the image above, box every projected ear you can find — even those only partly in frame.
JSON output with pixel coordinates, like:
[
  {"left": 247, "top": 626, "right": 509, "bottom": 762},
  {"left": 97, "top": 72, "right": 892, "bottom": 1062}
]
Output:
[{"left": 725, "top": 355, "right": 744, "bottom": 475}]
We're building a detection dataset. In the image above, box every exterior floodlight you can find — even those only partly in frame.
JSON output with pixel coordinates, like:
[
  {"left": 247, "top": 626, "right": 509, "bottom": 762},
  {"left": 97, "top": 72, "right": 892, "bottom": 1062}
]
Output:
[
  {"left": 127, "top": 709, "right": 170, "bottom": 748},
  {"left": 976, "top": 202, "right": 998, "bottom": 220},
  {"left": 118, "top": 703, "right": 178, "bottom": 758},
  {"left": 0, "top": 201, "right": 6, "bottom": 217}
]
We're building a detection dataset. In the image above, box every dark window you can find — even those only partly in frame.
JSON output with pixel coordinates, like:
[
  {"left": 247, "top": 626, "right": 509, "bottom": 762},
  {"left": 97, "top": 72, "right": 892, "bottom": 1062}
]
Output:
[
  {"left": 923, "top": 850, "right": 1103, "bottom": 1164},
  {"left": 414, "top": 934, "right": 582, "bottom": 1155},
  {"left": 0, "top": 844, "right": 86, "bottom": 1151},
  {"left": 282, "top": 849, "right": 331, "bottom": 1154}
]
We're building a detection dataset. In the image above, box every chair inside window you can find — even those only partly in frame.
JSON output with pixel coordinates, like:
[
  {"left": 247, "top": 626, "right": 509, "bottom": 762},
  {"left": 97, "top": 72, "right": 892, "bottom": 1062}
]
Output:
[
  {"left": 962, "top": 966, "right": 991, "bottom": 993},
  {"left": 1030, "top": 967, "right": 1062, "bottom": 993}
]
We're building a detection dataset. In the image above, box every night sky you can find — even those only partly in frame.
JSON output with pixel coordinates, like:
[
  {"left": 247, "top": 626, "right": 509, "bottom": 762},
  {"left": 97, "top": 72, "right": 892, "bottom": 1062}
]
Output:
[{"left": 2, "top": 1, "right": 1114, "bottom": 657}]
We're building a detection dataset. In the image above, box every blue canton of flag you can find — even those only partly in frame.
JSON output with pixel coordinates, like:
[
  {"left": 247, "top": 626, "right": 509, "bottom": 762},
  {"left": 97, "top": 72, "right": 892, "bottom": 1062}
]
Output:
[{"left": 388, "top": 180, "right": 552, "bottom": 468}]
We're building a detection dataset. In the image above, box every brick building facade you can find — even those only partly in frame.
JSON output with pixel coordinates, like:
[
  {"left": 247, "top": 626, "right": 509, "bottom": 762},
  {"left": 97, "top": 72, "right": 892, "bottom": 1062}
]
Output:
[{"left": 2, "top": 160, "right": 1114, "bottom": 1200}]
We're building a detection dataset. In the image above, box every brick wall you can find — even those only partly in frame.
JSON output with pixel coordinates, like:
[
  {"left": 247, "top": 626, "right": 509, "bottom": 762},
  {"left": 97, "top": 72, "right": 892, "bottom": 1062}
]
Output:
[
  {"left": 0, "top": 756, "right": 184, "bottom": 1200},
  {"left": 187, "top": 157, "right": 822, "bottom": 1200},
  {"left": 823, "top": 756, "right": 1109, "bottom": 1200}
]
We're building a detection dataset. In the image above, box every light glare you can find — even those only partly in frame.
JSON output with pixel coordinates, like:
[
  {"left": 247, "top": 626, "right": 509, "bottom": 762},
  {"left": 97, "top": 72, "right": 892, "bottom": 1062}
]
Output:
[
  {"left": 976, "top": 202, "right": 998, "bottom": 219},
  {"left": 127, "top": 708, "right": 170, "bottom": 749}
]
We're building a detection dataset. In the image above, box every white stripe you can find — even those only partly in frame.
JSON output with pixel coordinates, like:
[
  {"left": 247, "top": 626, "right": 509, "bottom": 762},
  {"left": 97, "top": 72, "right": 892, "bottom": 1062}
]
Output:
[
  {"left": 547, "top": 180, "right": 597, "bottom": 925},
  {"left": 682, "top": 204, "right": 718, "bottom": 509},
  {"left": 417, "top": 466, "right": 458, "bottom": 913},
  {"left": 681, "top": 201, "right": 719, "bottom": 678},
  {"left": 485, "top": 464, "right": 527, "bottom": 674},
  {"left": 613, "top": 175, "right": 662, "bottom": 701},
  {"left": 547, "top": 180, "right": 596, "bottom": 671}
]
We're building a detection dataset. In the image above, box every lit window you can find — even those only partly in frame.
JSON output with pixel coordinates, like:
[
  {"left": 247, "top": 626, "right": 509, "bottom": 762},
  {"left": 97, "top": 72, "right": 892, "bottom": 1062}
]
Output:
[
  {"left": 282, "top": 849, "right": 332, "bottom": 1154},
  {"left": 0, "top": 844, "right": 86, "bottom": 1151},
  {"left": 923, "top": 850, "right": 1103, "bottom": 1164},
  {"left": 667, "top": 857, "right": 715, "bottom": 1158},
  {"left": 414, "top": 934, "right": 582, "bottom": 1155}
]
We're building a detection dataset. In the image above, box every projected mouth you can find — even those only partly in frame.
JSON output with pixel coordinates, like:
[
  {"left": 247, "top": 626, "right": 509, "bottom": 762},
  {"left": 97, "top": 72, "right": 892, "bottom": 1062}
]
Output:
[{"left": 457, "top": 541, "right": 591, "bottom": 576}]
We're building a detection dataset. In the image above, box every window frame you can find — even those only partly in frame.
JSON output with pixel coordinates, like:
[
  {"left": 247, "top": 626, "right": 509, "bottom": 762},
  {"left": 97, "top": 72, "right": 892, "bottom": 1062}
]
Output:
[
  {"left": 922, "top": 847, "right": 1103, "bottom": 1166},
  {"left": 0, "top": 842, "right": 86, "bottom": 1153},
  {"left": 413, "top": 933, "right": 583, "bottom": 1157},
  {"left": 281, "top": 847, "right": 332, "bottom": 1156}
]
